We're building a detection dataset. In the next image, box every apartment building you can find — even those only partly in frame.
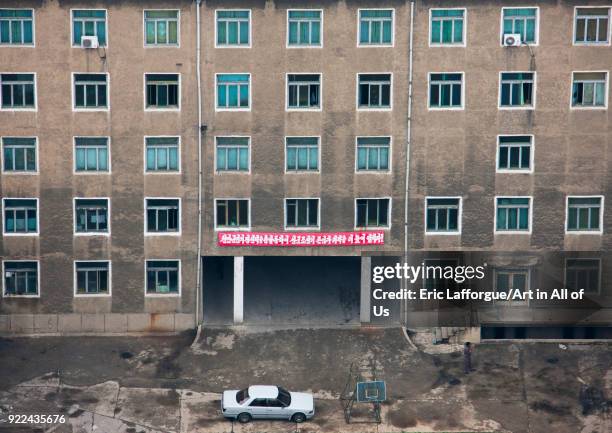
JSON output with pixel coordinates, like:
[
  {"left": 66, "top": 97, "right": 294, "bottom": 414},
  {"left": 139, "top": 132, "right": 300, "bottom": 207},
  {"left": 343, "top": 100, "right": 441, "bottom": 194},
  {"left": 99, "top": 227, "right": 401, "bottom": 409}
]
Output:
[{"left": 1, "top": 1, "right": 610, "bottom": 337}]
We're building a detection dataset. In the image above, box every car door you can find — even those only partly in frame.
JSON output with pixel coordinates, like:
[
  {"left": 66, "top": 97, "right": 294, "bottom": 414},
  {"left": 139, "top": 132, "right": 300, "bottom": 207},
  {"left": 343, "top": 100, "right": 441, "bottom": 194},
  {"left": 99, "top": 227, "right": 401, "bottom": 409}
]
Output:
[
  {"left": 247, "top": 398, "right": 268, "bottom": 419},
  {"left": 265, "top": 398, "right": 288, "bottom": 419}
]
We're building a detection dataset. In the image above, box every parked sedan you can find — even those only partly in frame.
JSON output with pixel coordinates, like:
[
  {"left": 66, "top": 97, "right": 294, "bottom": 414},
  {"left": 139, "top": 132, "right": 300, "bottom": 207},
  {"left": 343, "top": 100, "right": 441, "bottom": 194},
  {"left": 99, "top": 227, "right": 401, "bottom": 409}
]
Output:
[{"left": 222, "top": 385, "right": 315, "bottom": 423}]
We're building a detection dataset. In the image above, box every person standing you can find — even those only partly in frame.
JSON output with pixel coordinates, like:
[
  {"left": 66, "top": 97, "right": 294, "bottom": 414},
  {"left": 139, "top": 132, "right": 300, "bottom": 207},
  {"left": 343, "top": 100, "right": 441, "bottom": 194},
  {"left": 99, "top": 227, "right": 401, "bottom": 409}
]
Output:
[{"left": 464, "top": 342, "right": 474, "bottom": 374}]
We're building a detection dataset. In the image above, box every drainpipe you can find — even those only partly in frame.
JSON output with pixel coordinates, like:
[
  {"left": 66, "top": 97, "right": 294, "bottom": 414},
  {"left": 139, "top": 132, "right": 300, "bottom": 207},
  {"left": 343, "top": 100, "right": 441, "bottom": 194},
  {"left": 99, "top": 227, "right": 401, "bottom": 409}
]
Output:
[
  {"left": 403, "top": 0, "right": 415, "bottom": 326},
  {"left": 195, "top": 0, "right": 203, "bottom": 328}
]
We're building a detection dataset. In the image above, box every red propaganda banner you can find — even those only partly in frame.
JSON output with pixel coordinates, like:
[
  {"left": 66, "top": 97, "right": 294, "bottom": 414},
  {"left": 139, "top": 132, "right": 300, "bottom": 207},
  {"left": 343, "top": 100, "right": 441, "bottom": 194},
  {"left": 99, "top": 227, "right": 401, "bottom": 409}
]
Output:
[{"left": 217, "top": 231, "right": 385, "bottom": 247}]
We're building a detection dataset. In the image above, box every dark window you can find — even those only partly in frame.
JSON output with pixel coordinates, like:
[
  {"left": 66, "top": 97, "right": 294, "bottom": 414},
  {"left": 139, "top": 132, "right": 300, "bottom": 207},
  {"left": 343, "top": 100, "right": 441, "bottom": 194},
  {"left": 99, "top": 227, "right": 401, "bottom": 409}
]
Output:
[
  {"left": 146, "top": 199, "right": 179, "bottom": 233},
  {"left": 1, "top": 73, "right": 35, "bottom": 109},
  {"left": 498, "top": 136, "right": 531, "bottom": 171},
  {"left": 286, "top": 198, "right": 319, "bottom": 228},
  {"left": 2, "top": 137, "right": 36, "bottom": 172},
  {"left": 3, "top": 261, "right": 38, "bottom": 295},
  {"left": 288, "top": 74, "right": 320, "bottom": 109},
  {"left": 75, "top": 199, "right": 108, "bottom": 233},
  {"left": 358, "top": 74, "right": 391, "bottom": 108},
  {"left": 146, "top": 260, "right": 179, "bottom": 294},
  {"left": 426, "top": 198, "right": 460, "bottom": 232},
  {"left": 146, "top": 74, "right": 179, "bottom": 108},
  {"left": 74, "top": 73, "right": 107, "bottom": 109},
  {"left": 75, "top": 261, "right": 109, "bottom": 294},
  {"left": 3, "top": 198, "right": 37, "bottom": 233},
  {"left": 216, "top": 199, "right": 249, "bottom": 228},
  {"left": 356, "top": 198, "right": 389, "bottom": 228}
]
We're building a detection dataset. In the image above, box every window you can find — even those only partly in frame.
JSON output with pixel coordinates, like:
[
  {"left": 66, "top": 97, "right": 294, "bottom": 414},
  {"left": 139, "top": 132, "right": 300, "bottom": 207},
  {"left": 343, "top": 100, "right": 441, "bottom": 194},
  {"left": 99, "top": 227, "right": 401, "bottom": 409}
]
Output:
[
  {"left": 0, "top": 73, "right": 35, "bottom": 109},
  {"left": 430, "top": 9, "right": 464, "bottom": 45},
  {"left": 215, "top": 199, "right": 249, "bottom": 229},
  {"left": 216, "top": 10, "right": 250, "bottom": 47},
  {"left": 574, "top": 8, "right": 610, "bottom": 44},
  {"left": 565, "top": 259, "right": 600, "bottom": 293},
  {"left": 496, "top": 197, "right": 531, "bottom": 232},
  {"left": 0, "top": 9, "right": 34, "bottom": 45},
  {"left": 146, "top": 260, "right": 180, "bottom": 294},
  {"left": 75, "top": 199, "right": 109, "bottom": 234},
  {"left": 3, "top": 198, "right": 37, "bottom": 234},
  {"left": 285, "top": 198, "right": 319, "bottom": 228},
  {"left": 359, "top": 9, "right": 393, "bottom": 46},
  {"left": 429, "top": 73, "right": 463, "bottom": 109},
  {"left": 572, "top": 72, "right": 607, "bottom": 108},
  {"left": 356, "top": 137, "right": 390, "bottom": 171},
  {"left": 216, "top": 74, "right": 250, "bottom": 109},
  {"left": 146, "top": 199, "right": 179, "bottom": 233},
  {"left": 497, "top": 136, "right": 532, "bottom": 172},
  {"left": 502, "top": 8, "right": 538, "bottom": 44},
  {"left": 495, "top": 268, "right": 529, "bottom": 304},
  {"left": 145, "top": 74, "right": 179, "bottom": 109},
  {"left": 2, "top": 137, "right": 36, "bottom": 172},
  {"left": 286, "top": 137, "right": 318, "bottom": 172},
  {"left": 567, "top": 197, "right": 603, "bottom": 232},
  {"left": 72, "top": 10, "right": 106, "bottom": 47},
  {"left": 74, "top": 137, "right": 109, "bottom": 173},
  {"left": 287, "top": 74, "right": 320, "bottom": 109},
  {"left": 358, "top": 74, "right": 391, "bottom": 109},
  {"left": 288, "top": 10, "right": 321, "bottom": 46},
  {"left": 75, "top": 261, "right": 109, "bottom": 295},
  {"left": 500, "top": 72, "right": 534, "bottom": 108},
  {"left": 426, "top": 198, "right": 460, "bottom": 233},
  {"left": 144, "top": 10, "right": 179, "bottom": 46},
  {"left": 146, "top": 137, "right": 179, "bottom": 172},
  {"left": 356, "top": 198, "right": 390, "bottom": 228},
  {"left": 216, "top": 137, "right": 249, "bottom": 172},
  {"left": 73, "top": 73, "right": 108, "bottom": 109},
  {"left": 3, "top": 261, "right": 38, "bottom": 296},
  {"left": 423, "top": 259, "right": 459, "bottom": 292}
]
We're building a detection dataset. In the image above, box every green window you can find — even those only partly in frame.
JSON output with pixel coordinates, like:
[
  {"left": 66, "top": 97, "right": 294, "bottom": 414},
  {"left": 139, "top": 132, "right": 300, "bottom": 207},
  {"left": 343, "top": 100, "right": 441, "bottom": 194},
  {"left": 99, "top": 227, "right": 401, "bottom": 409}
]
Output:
[
  {"left": 217, "top": 74, "right": 250, "bottom": 109},
  {"left": 75, "top": 199, "right": 108, "bottom": 233},
  {"left": 503, "top": 8, "right": 537, "bottom": 44},
  {"left": 74, "top": 73, "right": 108, "bottom": 109},
  {"left": 288, "top": 10, "right": 321, "bottom": 46},
  {"left": 1, "top": 73, "right": 35, "bottom": 109},
  {"left": 146, "top": 199, "right": 179, "bottom": 233},
  {"left": 575, "top": 8, "right": 610, "bottom": 44},
  {"left": 431, "top": 9, "right": 464, "bottom": 45},
  {"left": 216, "top": 199, "right": 249, "bottom": 228},
  {"left": 496, "top": 197, "right": 530, "bottom": 231},
  {"left": 75, "top": 137, "right": 109, "bottom": 172},
  {"left": 500, "top": 72, "right": 534, "bottom": 107},
  {"left": 145, "top": 74, "right": 179, "bottom": 109},
  {"left": 426, "top": 198, "right": 460, "bottom": 232},
  {"left": 286, "top": 199, "right": 319, "bottom": 228},
  {"left": 356, "top": 198, "right": 389, "bottom": 228},
  {"left": 146, "top": 260, "right": 179, "bottom": 294},
  {"left": 429, "top": 73, "right": 462, "bottom": 108},
  {"left": 3, "top": 262, "right": 38, "bottom": 296},
  {"left": 287, "top": 74, "right": 320, "bottom": 109},
  {"left": 0, "top": 9, "right": 33, "bottom": 45},
  {"left": 2, "top": 137, "right": 36, "bottom": 172},
  {"left": 358, "top": 74, "right": 391, "bottom": 108},
  {"left": 359, "top": 9, "right": 393, "bottom": 45},
  {"left": 567, "top": 197, "right": 602, "bottom": 232},
  {"left": 76, "top": 261, "right": 109, "bottom": 294},
  {"left": 498, "top": 136, "right": 531, "bottom": 171},
  {"left": 572, "top": 72, "right": 607, "bottom": 107},
  {"left": 286, "top": 137, "right": 318, "bottom": 171},
  {"left": 565, "top": 259, "right": 600, "bottom": 293},
  {"left": 217, "top": 10, "right": 250, "bottom": 46},
  {"left": 72, "top": 10, "right": 106, "bottom": 47},
  {"left": 145, "top": 10, "right": 178, "bottom": 46},
  {"left": 216, "top": 137, "right": 249, "bottom": 172},
  {"left": 356, "top": 137, "right": 389, "bottom": 171},
  {"left": 3, "top": 199, "right": 37, "bottom": 234},
  {"left": 146, "top": 137, "right": 179, "bottom": 172}
]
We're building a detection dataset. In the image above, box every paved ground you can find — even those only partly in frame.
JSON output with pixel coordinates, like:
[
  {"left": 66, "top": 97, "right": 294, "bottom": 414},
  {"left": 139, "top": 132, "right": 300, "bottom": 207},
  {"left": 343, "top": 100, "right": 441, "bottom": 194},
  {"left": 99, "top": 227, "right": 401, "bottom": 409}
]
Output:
[{"left": 0, "top": 328, "right": 610, "bottom": 432}]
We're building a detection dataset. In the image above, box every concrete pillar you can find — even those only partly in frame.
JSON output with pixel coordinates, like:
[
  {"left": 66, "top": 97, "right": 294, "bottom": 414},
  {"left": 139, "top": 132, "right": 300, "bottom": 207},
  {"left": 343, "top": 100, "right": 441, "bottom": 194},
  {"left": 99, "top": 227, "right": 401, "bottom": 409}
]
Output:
[
  {"left": 360, "top": 256, "right": 371, "bottom": 323},
  {"left": 233, "top": 256, "right": 244, "bottom": 324}
]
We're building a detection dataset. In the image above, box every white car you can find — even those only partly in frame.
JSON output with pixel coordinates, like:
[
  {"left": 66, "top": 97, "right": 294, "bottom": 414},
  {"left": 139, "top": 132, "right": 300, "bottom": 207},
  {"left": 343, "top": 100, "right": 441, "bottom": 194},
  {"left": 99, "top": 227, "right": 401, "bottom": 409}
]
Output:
[{"left": 222, "top": 385, "right": 315, "bottom": 423}]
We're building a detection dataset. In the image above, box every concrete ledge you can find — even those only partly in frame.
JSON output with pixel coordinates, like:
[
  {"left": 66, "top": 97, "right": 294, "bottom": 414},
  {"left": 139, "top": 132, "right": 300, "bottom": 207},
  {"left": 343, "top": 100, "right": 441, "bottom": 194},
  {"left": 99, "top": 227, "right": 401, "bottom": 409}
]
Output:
[
  {"left": 150, "top": 313, "right": 175, "bottom": 332},
  {"left": 104, "top": 314, "right": 128, "bottom": 333},
  {"left": 10, "top": 314, "right": 35, "bottom": 333},
  {"left": 34, "top": 314, "right": 58, "bottom": 333},
  {"left": 127, "top": 314, "right": 151, "bottom": 332},
  {"left": 59, "top": 314, "right": 82, "bottom": 333},
  {"left": 82, "top": 314, "right": 105, "bottom": 332},
  {"left": 175, "top": 313, "right": 195, "bottom": 331},
  {"left": 0, "top": 315, "right": 9, "bottom": 333}
]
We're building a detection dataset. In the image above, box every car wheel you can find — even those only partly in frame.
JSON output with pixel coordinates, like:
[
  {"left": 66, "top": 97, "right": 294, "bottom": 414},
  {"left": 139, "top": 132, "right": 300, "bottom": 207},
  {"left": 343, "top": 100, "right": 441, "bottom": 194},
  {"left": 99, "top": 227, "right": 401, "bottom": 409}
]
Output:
[
  {"left": 237, "top": 413, "right": 251, "bottom": 424},
  {"left": 292, "top": 413, "right": 306, "bottom": 423}
]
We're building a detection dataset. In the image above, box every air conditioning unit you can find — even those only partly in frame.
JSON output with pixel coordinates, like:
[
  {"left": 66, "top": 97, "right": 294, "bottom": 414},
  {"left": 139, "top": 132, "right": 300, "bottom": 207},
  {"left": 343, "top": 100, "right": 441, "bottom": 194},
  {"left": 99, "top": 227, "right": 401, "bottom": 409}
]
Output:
[
  {"left": 503, "top": 33, "right": 522, "bottom": 47},
  {"left": 81, "top": 35, "right": 99, "bottom": 49}
]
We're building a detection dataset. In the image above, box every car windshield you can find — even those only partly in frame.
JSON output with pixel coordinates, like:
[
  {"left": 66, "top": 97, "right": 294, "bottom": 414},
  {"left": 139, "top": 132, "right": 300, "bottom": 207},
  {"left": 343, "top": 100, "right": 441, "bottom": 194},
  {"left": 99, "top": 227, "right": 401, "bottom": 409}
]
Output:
[
  {"left": 278, "top": 387, "right": 291, "bottom": 406},
  {"left": 236, "top": 388, "right": 249, "bottom": 404}
]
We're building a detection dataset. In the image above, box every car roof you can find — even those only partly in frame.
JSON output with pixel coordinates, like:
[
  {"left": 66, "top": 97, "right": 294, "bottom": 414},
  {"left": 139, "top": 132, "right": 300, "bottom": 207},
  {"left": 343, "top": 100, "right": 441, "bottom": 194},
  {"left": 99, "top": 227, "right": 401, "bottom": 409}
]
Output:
[{"left": 248, "top": 385, "right": 279, "bottom": 399}]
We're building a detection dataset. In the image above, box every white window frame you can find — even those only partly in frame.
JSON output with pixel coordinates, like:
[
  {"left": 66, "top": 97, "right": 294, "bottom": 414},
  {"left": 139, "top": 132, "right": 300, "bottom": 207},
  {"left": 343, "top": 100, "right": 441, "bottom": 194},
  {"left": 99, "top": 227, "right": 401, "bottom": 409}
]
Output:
[
  {"left": 429, "top": 8, "right": 467, "bottom": 47},
  {"left": 570, "top": 71, "right": 609, "bottom": 110},
  {"left": 143, "top": 135, "right": 181, "bottom": 174},
  {"left": 143, "top": 9, "right": 180, "bottom": 48},
  {"left": 70, "top": 8, "right": 108, "bottom": 48},
  {"left": 424, "top": 196, "right": 462, "bottom": 235},
  {"left": 284, "top": 136, "right": 320, "bottom": 174},
  {"left": 214, "top": 198, "right": 251, "bottom": 231},
  {"left": 498, "top": 71, "right": 536, "bottom": 110},
  {"left": 73, "top": 136, "right": 111, "bottom": 175},
  {"left": 354, "top": 197, "right": 392, "bottom": 230},
  {"left": 73, "top": 260, "right": 111, "bottom": 297},
  {"left": 143, "top": 72, "right": 181, "bottom": 112},
  {"left": 357, "top": 8, "right": 395, "bottom": 47},
  {"left": 356, "top": 72, "right": 393, "bottom": 111},
  {"left": 565, "top": 195, "right": 604, "bottom": 235},
  {"left": 2, "top": 197, "right": 39, "bottom": 236},
  {"left": 1, "top": 136, "right": 38, "bottom": 175},
  {"left": 427, "top": 72, "right": 465, "bottom": 110},
  {"left": 494, "top": 196, "right": 533, "bottom": 234},
  {"left": 0, "top": 72, "right": 37, "bottom": 112},
  {"left": 214, "top": 136, "right": 251, "bottom": 174},
  {"left": 284, "top": 197, "right": 321, "bottom": 231},
  {"left": 71, "top": 72, "right": 110, "bottom": 112},
  {"left": 73, "top": 197, "right": 111, "bottom": 237},
  {"left": 214, "top": 72, "right": 251, "bottom": 112},
  {"left": 0, "top": 8, "right": 35, "bottom": 47},
  {"left": 144, "top": 259, "right": 181, "bottom": 297},
  {"left": 2, "top": 260, "right": 40, "bottom": 298},
  {"left": 496, "top": 134, "right": 534, "bottom": 174},
  {"left": 214, "top": 9, "right": 252, "bottom": 49},
  {"left": 144, "top": 197, "right": 181, "bottom": 236},
  {"left": 494, "top": 267, "right": 530, "bottom": 306},
  {"left": 573, "top": 6, "right": 611, "bottom": 46},
  {"left": 286, "top": 9, "right": 323, "bottom": 48},
  {"left": 354, "top": 136, "right": 392, "bottom": 173},
  {"left": 499, "top": 6, "right": 539, "bottom": 47},
  {"left": 285, "top": 73, "right": 322, "bottom": 111}
]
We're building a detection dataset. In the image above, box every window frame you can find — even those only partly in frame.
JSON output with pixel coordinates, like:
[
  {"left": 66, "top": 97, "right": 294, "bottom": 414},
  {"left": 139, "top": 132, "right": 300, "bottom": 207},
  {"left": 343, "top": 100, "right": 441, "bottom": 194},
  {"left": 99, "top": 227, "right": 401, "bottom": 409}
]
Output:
[
  {"left": 498, "top": 71, "right": 536, "bottom": 110},
  {"left": 564, "top": 258, "right": 602, "bottom": 295},
  {"left": 494, "top": 267, "right": 530, "bottom": 306},
  {"left": 565, "top": 195, "right": 604, "bottom": 234},
  {"left": 73, "top": 260, "right": 111, "bottom": 297},
  {"left": 143, "top": 135, "right": 181, "bottom": 174},
  {"left": 215, "top": 73, "right": 251, "bottom": 112},
  {"left": 0, "top": 8, "right": 35, "bottom": 47},
  {"left": 429, "top": 8, "right": 466, "bottom": 47},
  {"left": 354, "top": 136, "right": 392, "bottom": 173},
  {"left": 499, "top": 6, "right": 539, "bottom": 47},
  {"left": 286, "top": 9, "right": 323, "bottom": 48},
  {"left": 143, "top": 72, "right": 181, "bottom": 111},
  {"left": 215, "top": 136, "right": 251, "bottom": 174},
  {"left": 354, "top": 197, "right": 392, "bottom": 230},
  {"left": 284, "top": 136, "right": 320, "bottom": 173},
  {"left": 496, "top": 134, "right": 534, "bottom": 174},
  {"left": 144, "top": 197, "right": 181, "bottom": 236},
  {"left": 144, "top": 259, "right": 181, "bottom": 297},
  {"left": 494, "top": 196, "right": 533, "bottom": 234},
  {"left": 356, "top": 72, "right": 393, "bottom": 111},
  {"left": 357, "top": 8, "right": 395, "bottom": 47},
  {"left": 284, "top": 197, "right": 321, "bottom": 231},
  {"left": 73, "top": 197, "right": 110, "bottom": 237},
  {"left": 2, "top": 197, "right": 39, "bottom": 236},
  {"left": 73, "top": 136, "right": 111, "bottom": 175},
  {"left": 70, "top": 8, "right": 108, "bottom": 48},
  {"left": 285, "top": 73, "right": 322, "bottom": 111},
  {"left": 2, "top": 260, "right": 40, "bottom": 298},
  {"left": 143, "top": 9, "right": 180, "bottom": 48},
  {"left": 427, "top": 72, "right": 465, "bottom": 110},
  {"left": 71, "top": 72, "right": 110, "bottom": 112},
  {"left": 214, "top": 198, "right": 251, "bottom": 231},
  {"left": 570, "top": 71, "right": 609, "bottom": 110},
  {"left": 215, "top": 9, "right": 251, "bottom": 49},
  {"left": 573, "top": 6, "right": 611, "bottom": 46},
  {"left": 0, "top": 72, "right": 37, "bottom": 111},
  {"left": 424, "top": 196, "right": 462, "bottom": 235},
  {"left": 1, "top": 136, "right": 38, "bottom": 174}
]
